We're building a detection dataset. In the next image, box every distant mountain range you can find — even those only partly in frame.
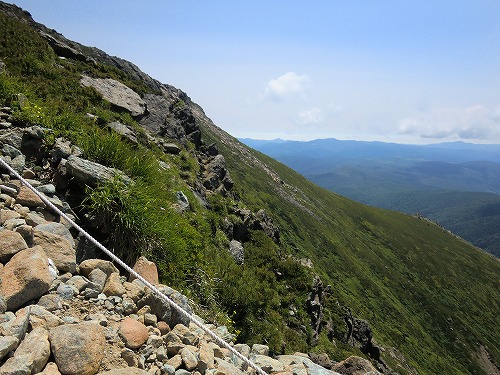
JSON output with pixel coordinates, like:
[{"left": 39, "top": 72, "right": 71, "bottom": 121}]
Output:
[{"left": 241, "top": 138, "right": 500, "bottom": 257}]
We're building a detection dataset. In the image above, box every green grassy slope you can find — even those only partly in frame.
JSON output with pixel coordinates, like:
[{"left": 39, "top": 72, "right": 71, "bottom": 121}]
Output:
[
  {"left": 309, "top": 169, "right": 500, "bottom": 257},
  {"left": 1, "top": 6, "right": 499, "bottom": 374},
  {"left": 201, "top": 124, "right": 500, "bottom": 374}
]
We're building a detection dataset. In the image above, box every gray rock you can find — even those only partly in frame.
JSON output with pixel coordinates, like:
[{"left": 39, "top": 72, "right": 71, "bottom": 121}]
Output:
[
  {"left": 251, "top": 344, "right": 269, "bottom": 356},
  {"left": 24, "top": 125, "right": 45, "bottom": 139},
  {"left": 66, "top": 275, "right": 90, "bottom": 292},
  {"left": 277, "top": 355, "right": 343, "bottom": 375},
  {"left": 49, "top": 321, "right": 105, "bottom": 375},
  {"left": 25, "top": 211, "right": 47, "bottom": 226},
  {"left": 29, "top": 305, "right": 64, "bottom": 329},
  {"left": 0, "top": 354, "right": 35, "bottom": 375},
  {"left": 2, "top": 308, "right": 30, "bottom": 342},
  {"left": 66, "top": 155, "right": 130, "bottom": 187},
  {"left": 108, "top": 121, "right": 138, "bottom": 144},
  {"left": 14, "top": 327, "right": 50, "bottom": 373},
  {"left": 250, "top": 354, "right": 284, "bottom": 373},
  {"left": 36, "top": 183, "right": 56, "bottom": 196},
  {"left": 3, "top": 217, "right": 25, "bottom": 230},
  {"left": 215, "top": 325, "right": 235, "bottom": 342},
  {"left": 175, "top": 191, "right": 189, "bottom": 211},
  {"left": 98, "top": 369, "right": 150, "bottom": 375},
  {"left": 331, "top": 356, "right": 381, "bottom": 375},
  {"left": 214, "top": 358, "right": 246, "bottom": 375},
  {"left": 80, "top": 76, "right": 147, "bottom": 118},
  {"left": 37, "top": 294, "right": 63, "bottom": 311},
  {"left": 1, "top": 144, "right": 21, "bottom": 158},
  {"left": 0, "top": 129, "right": 23, "bottom": 149},
  {"left": 161, "top": 364, "right": 176, "bottom": 375},
  {"left": 88, "top": 268, "right": 107, "bottom": 292},
  {"left": 0, "top": 335, "right": 19, "bottom": 361},
  {"left": 137, "top": 284, "right": 192, "bottom": 327},
  {"left": 163, "top": 143, "right": 181, "bottom": 154},
  {"left": 229, "top": 240, "right": 244, "bottom": 265},
  {"left": 232, "top": 343, "right": 251, "bottom": 371},
  {"left": 181, "top": 346, "right": 198, "bottom": 371},
  {"left": 9, "top": 154, "right": 25, "bottom": 173},
  {"left": 51, "top": 138, "right": 73, "bottom": 161},
  {"left": 0, "top": 294, "right": 6, "bottom": 315},
  {"left": 56, "top": 283, "right": 76, "bottom": 300},
  {"left": 34, "top": 222, "right": 75, "bottom": 247}
]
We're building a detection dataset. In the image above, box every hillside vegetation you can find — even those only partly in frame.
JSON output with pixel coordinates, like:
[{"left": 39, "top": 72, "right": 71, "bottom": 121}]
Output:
[
  {"left": 242, "top": 138, "right": 500, "bottom": 257},
  {"left": 1, "top": 4, "right": 499, "bottom": 375}
]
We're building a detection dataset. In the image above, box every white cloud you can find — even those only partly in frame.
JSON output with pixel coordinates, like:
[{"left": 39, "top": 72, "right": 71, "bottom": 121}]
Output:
[
  {"left": 298, "top": 107, "right": 324, "bottom": 124},
  {"left": 264, "top": 72, "right": 309, "bottom": 99},
  {"left": 398, "top": 104, "right": 500, "bottom": 141}
]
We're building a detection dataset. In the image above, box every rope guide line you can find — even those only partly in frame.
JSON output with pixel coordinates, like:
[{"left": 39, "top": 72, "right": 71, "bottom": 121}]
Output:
[{"left": 0, "top": 157, "right": 268, "bottom": 375}]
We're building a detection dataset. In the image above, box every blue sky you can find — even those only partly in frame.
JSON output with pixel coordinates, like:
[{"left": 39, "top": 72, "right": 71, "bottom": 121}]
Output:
[{"left": 9, "top": 1, "right": 500, "bottom": 143}]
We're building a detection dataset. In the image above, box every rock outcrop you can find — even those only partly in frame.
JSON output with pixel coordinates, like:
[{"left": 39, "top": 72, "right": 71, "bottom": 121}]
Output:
[{"left": 80, "top": 76, "right": 147, "bottom": 118}]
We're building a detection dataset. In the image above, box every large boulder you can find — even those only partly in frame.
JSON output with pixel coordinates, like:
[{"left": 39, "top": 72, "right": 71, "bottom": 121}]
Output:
[
  {"left": 34, "top": 222, "right": 75, "bottom": 247},
  {"left": 49, "top": 321, "right": 105, "bottom": 375},
  {"left": 0, "top": 246, "right": 55, "bottom": 311},
  {"left": 14, "top": 326, "right": 50, "bottom": 373},
  {"left": 331, "top": 356, "right": 381, "bottom": 375},
  {"left": 32, "top": 228, "right": 76, "bottom": 273},
  {"left": 137, "top": 284, "right": 192, "bottom": 327},
  {"left": 15, "top": 185, "right": 45, "bottom": 208},
  {"left": 80, "top": 76, "right": 147, "bottom": 118},
  {"left": 129, "top": 256, "right": 159, "bottom": 285},
  {"left": 277, "top": 355, "right": 343, "bottom": 375},
  {"left": 78, "top": 258, "right": 119, "bottom": 278},
  {"left": 65, "top": 155, "right": 130, "bottom": 188},
  {"left": 118, "top": 317, "right": 149, "bottom": 349},
  {"left": 0, "top": 229, "right": 28, "bottom": 262}
]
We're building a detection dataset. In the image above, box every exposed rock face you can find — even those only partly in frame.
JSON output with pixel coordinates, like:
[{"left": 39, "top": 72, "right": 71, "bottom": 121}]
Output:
[
  {"left": 39, "top": 31, "right": 93, "bottom": 63},
  {"left": 140, "top": 94, "right": 172, "bottom": 135},
  {"left": 306, "top": 276, "right": 332, "bottom": 345},
  {"left": 229, "top": 240, "right": 244, "bottom": 265},
  {"left": 203, "top": 154, "right": 233, "bottom": 192},
  {"left": 228, "top": 207, "right": 280, "bottom": 244},
  {"left": 162, "top": 103, "right": 201, "bottom": 148},
  {"left": 80, "top": 76, "right": 147, "bottom": 118},
  {"left": 0, "top": 246, "right": 55, "bottom": 311}
]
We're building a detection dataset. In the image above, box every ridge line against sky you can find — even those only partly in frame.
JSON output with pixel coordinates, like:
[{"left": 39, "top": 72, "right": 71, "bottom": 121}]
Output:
[{"left": 8, "top": 0, "right": 500, "bottom": 144}]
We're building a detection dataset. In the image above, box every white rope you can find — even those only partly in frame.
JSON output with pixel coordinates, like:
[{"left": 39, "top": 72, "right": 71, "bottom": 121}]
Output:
[{"left": 0, "top": 157, "right": 268, "bottom": 375}]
